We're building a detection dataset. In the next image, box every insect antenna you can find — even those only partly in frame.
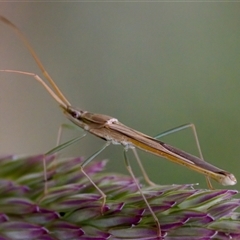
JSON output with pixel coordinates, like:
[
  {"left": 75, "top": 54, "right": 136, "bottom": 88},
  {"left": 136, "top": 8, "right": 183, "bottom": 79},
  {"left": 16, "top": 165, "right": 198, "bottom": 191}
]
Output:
[{"left": 0, "top": 16, "right": 71, "bottom": 107}]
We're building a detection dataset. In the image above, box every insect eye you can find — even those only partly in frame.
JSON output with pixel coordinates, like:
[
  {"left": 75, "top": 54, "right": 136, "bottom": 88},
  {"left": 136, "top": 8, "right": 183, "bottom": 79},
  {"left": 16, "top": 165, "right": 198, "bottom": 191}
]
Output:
[{"left": 71, "top": 110, "right": 81, "bottom": 119}]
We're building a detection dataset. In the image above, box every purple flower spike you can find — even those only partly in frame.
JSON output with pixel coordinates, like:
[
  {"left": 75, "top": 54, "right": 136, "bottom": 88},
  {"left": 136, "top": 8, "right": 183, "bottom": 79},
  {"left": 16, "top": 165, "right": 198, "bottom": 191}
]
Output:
[{"left": 0, "top": 155, "right": 239, "bottom": 239}]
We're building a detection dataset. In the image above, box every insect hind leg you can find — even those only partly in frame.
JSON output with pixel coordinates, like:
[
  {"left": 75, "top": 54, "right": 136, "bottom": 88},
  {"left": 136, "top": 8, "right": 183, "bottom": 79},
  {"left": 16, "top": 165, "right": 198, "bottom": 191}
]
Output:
[
  {"left": 132, "top": 123, "right": 213, "bottom": 189},
  {"left": 154, "top": 123, "right": 213, "bottom": 189}
]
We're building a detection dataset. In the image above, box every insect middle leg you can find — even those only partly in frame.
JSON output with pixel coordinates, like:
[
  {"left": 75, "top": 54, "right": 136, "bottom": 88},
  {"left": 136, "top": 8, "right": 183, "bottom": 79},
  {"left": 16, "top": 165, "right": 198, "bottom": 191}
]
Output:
[{"left": 124, "top": 148, "right": 162, "bottom": 238}]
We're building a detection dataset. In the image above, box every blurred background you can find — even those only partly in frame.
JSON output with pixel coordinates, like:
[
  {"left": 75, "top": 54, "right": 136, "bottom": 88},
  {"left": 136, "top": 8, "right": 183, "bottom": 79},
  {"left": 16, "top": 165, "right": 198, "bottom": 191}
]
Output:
[{"left": 0, "top": 3, "right": 240, "bottom": 190}]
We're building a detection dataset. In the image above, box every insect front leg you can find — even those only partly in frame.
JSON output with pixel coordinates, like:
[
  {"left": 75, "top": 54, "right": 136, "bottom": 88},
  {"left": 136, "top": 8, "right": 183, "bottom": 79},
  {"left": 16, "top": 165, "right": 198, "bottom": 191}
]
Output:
[
  {"left": 79, "top": 141, "right": 111, "bottom": 213},
  {"left": 44, "top": 125, "right": 110, "bottom": 214},
  {"left": 43, "top": 124, "right": 87, "bottom": 195}
]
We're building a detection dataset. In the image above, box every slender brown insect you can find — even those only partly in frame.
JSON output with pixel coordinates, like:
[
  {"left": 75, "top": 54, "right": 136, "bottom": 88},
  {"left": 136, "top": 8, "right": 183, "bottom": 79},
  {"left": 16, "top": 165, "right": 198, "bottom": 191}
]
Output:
[{"left": 0, "top": 16, "right": 237, "bottom": 238}]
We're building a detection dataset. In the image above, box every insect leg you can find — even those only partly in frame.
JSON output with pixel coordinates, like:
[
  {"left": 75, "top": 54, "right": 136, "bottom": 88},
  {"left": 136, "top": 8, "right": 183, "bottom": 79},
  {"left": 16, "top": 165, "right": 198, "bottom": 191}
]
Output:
[
  {"left": 44, "top": 133, "right": 87, "bottom": 194},
  {"left": 132, "top": 148, "right": 157, "bottom": 186},
  {"left": 52, "top": 123, "right": 85, "bottom": 167},
  {"left": 123, "top": 149, "right": 162, "bottom": 238},
  {"left": 79, "top": 141, "right": 111, "bottom": 213},
  {"left": 154, "top": 123, "right": 213, "bottom": 189}
]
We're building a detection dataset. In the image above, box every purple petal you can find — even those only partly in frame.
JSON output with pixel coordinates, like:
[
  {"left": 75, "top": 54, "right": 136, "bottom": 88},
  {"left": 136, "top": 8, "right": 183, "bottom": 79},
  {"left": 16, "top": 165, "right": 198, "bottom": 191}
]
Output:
[
  {"left": 168, "top": 226, "right": 217, "bottom": 238},
  {"left": 91, "top": 216, "right": 141, "bottom": 228},
  {"left": 0, "top": 214, "right": 8, "bottom": 223},
  {"left": 109, "top": 227, "right": 162, "bottom": 239},
  {"left": 150, "top": 191, "right": 196, "bottom": 206},
  {"left": 52, "top": 222, "right": 85, "bottom": 238},
  {"left": 66, "top": 206, "right": 103, "bottom": 222},
  {"left": 81, "top": 226, "right": 111, "bottom": 239},
  {"left": 208, "top": 199, "right": 240, "bottom": 219},
  {"left": 213, "top": 231, "right": 240, "bottom": 240},
  {"left": 180, "top": 190, "right": 237, "bottom": 208},
  {"left": 84, "top": 160, "right": 108, "bottom": 174},
  {"left": 0, "top": 180, "right": 29, "bottom": 195},
  {"left": 55, "top": 193, "right": 102, "bottom": 211},
  {"left": 0, "top": 222, "right": 49, "bottom": 239},
  {"left": 209, "top": 219, "right": 240, "bottom": 233},
  {"left": 24, "top": 210, "right": 60, "bottom": 224}
]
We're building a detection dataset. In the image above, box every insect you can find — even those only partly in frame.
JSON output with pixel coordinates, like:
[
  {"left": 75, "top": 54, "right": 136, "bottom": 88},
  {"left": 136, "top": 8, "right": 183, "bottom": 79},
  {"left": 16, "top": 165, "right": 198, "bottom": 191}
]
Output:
[{"left": 0, "top": 16, "right": 237, "bottom": 238}]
